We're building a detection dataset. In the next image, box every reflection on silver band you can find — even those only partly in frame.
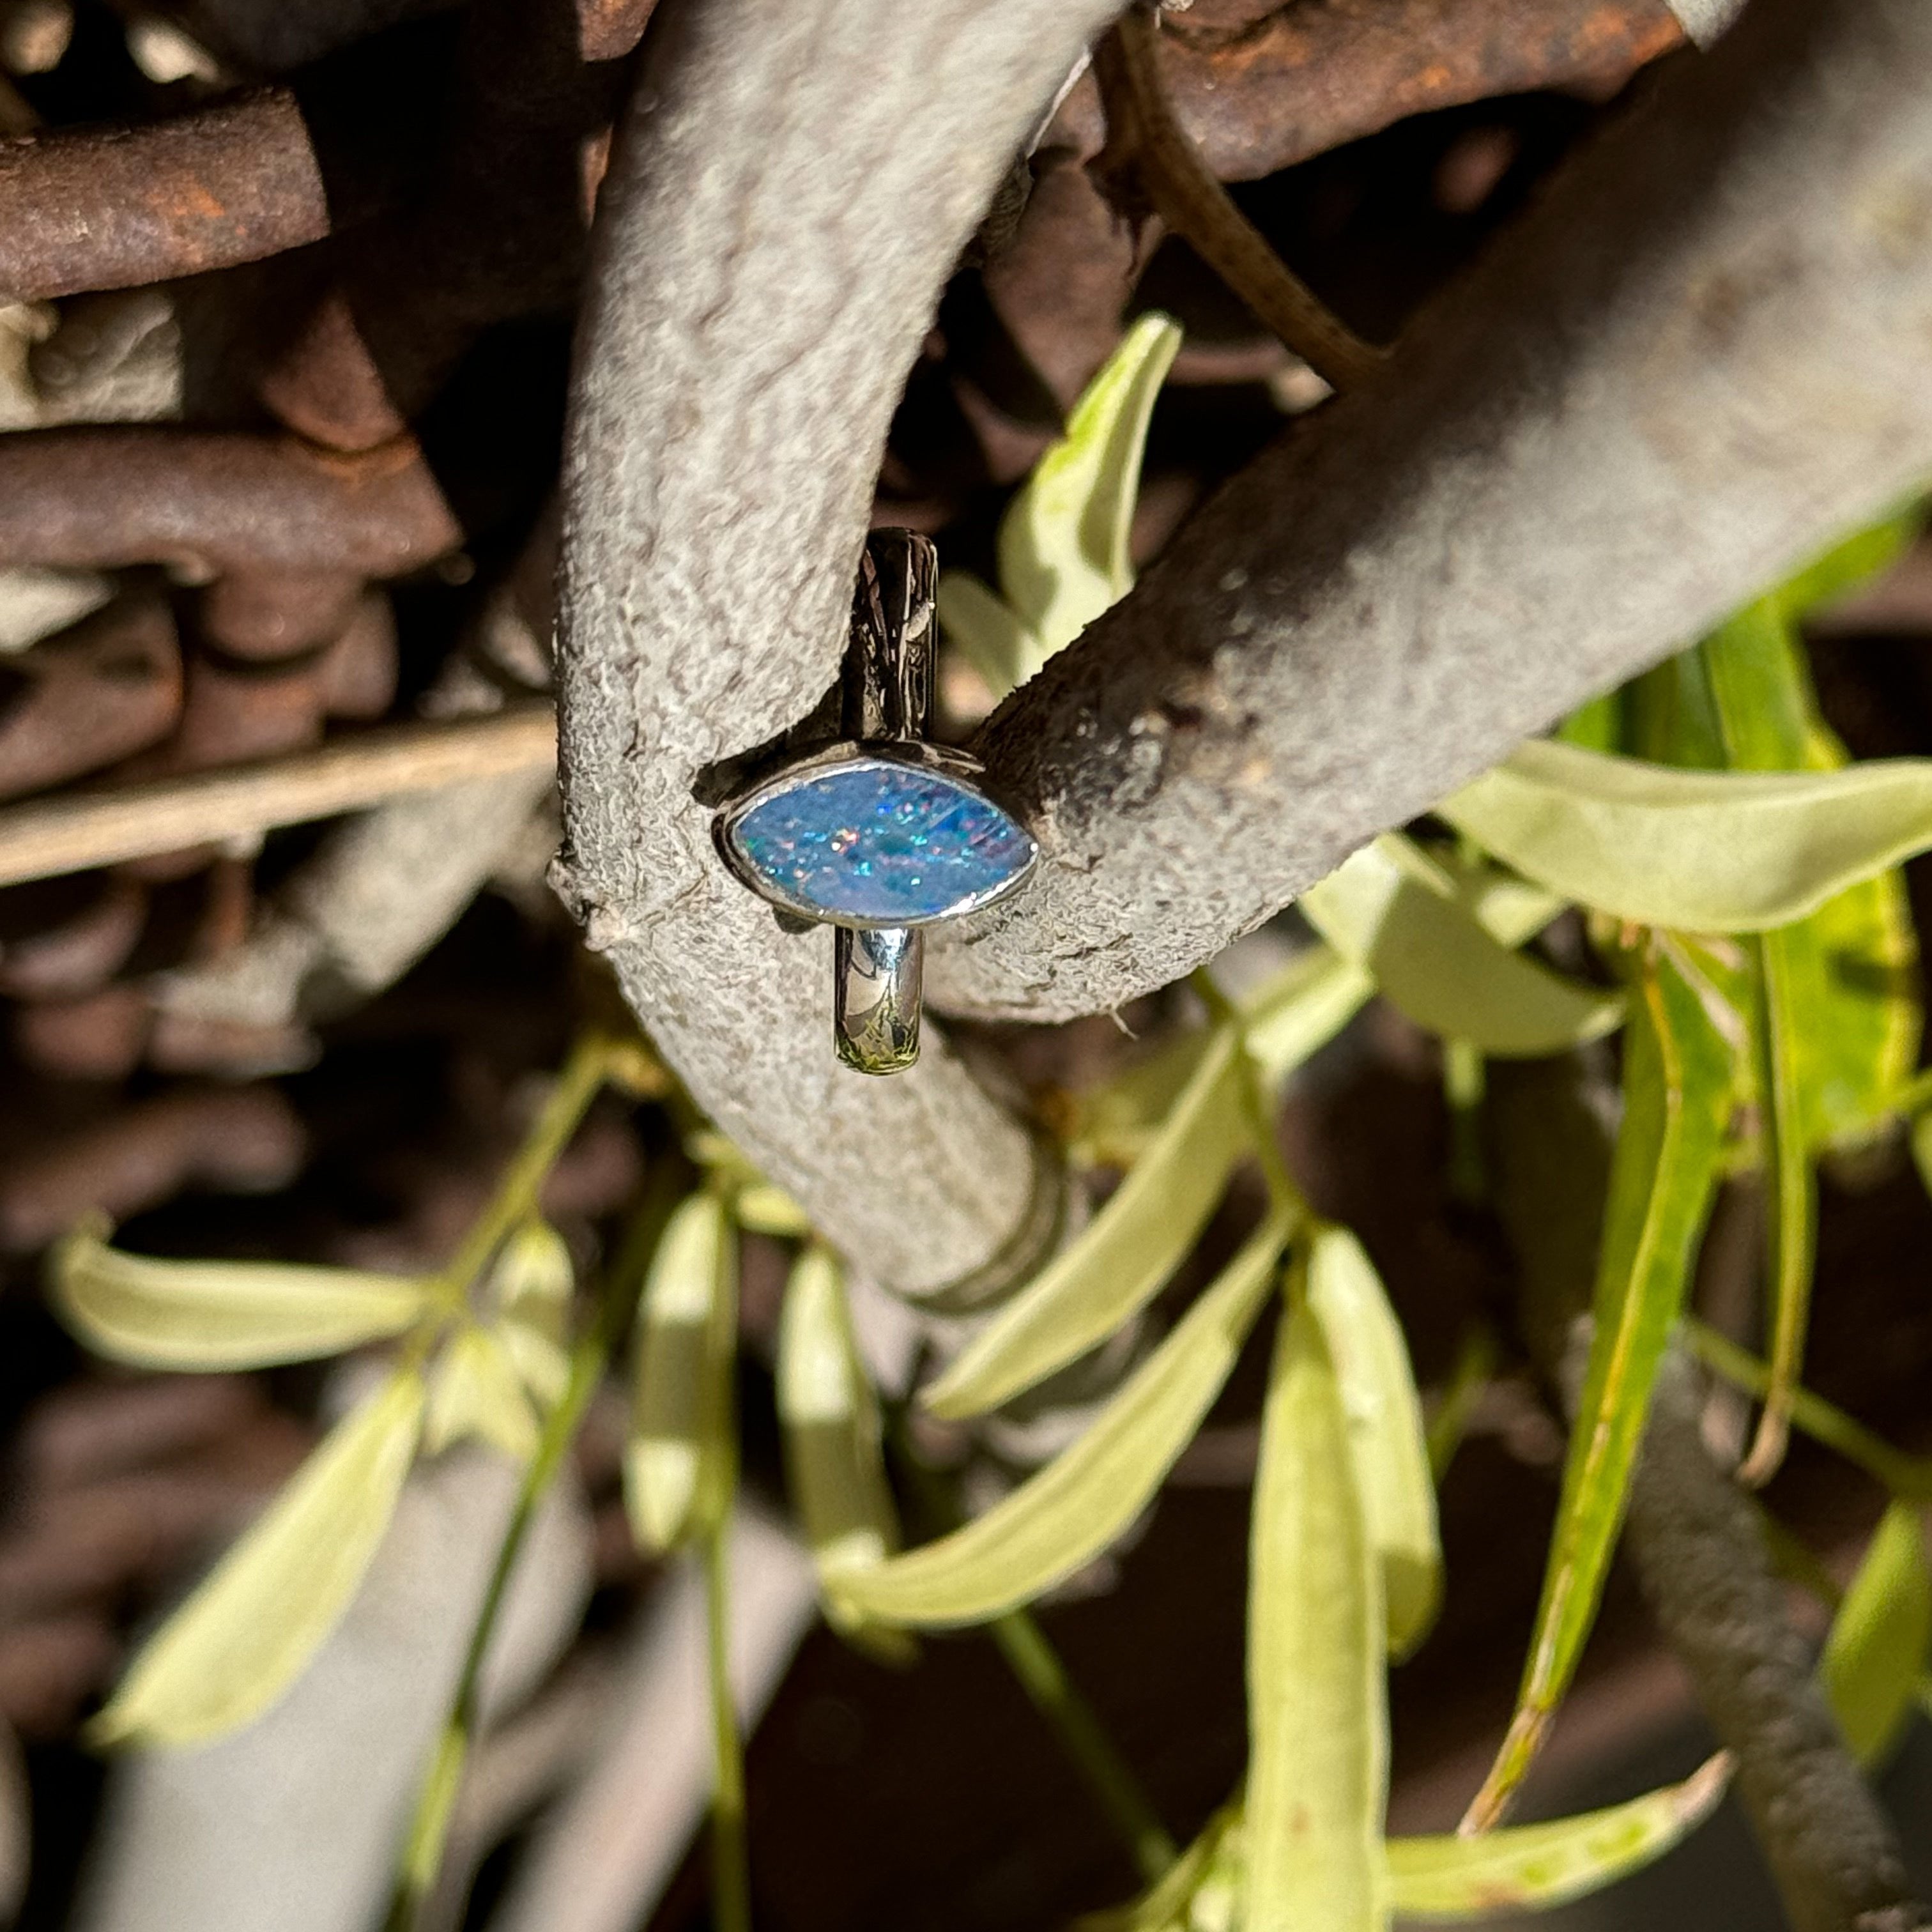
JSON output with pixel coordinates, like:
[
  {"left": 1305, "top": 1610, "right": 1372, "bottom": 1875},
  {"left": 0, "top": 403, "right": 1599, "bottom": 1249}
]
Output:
[{"left": 835, "top": 924, "right": 922, "bottom": 1075}]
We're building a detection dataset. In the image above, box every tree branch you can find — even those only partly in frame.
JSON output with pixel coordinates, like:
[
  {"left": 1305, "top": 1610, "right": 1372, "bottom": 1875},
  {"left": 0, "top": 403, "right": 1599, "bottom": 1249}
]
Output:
[
  {"left": 553, "top": 0, "right": 1117, "bottom": 1294},
  {"left": 931, "top": 0, "right": 1932, "bottom": 1022}
]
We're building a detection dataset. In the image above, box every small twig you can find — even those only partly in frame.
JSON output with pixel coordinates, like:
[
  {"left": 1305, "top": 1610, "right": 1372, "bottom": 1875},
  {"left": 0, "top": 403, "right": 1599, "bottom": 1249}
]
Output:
[
  {"left": 1625, "top": 1352, "right": 1931, "bottom": 1932},
  {"left": 1101, "top": 4, "right": 1386, "bottom": 392},
  {"left": 0, "top": 701, "right": 555, "bottom": 887},
  {"left": 702, "top": 1516, "right": 753, "bottom": 1932},
  {"left": 988, "top": 1609, "right": 1177, "bottom": 1884}
]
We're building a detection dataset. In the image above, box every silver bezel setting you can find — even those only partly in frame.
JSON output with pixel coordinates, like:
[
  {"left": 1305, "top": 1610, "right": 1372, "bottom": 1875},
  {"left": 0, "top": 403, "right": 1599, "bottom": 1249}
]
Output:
[{"left": 712, "top": 740, "right": 1040, "bottom": 931}]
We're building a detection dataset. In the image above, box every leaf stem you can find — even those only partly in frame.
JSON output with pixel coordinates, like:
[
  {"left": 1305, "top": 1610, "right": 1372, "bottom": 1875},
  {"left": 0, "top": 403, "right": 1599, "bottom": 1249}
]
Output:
[
  {"left": 989, "top": 1608, "right": 1177, "bottom": 1882},
  {"left": 1190, "top": 970, "right": 1305, "bottom": 1221},
  {"left": 1682, "top": 1317, "right": 1932, "bottom": 1501},
  {"left": 435, "top": 1033, "right": 617, "bottom": 1308},
  {"left": 703, "top": 1515, "right": 753, "bottom": 1932}
]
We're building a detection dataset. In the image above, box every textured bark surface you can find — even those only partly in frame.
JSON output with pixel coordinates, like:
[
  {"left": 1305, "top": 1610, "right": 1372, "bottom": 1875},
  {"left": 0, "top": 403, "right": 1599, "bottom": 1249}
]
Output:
[
  {"left": 1628, "top": 1357, "right": 1931, "bottom": 1932},
  {"left": 553, "top": 0, "right": 1117, "bottom": 1293},
  {"left": 931, "top": 0, "right": 1932, "bottom": 1021}
]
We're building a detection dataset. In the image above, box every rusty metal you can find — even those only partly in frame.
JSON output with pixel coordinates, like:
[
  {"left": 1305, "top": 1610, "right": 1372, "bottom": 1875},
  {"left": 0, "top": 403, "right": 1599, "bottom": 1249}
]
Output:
[
  {"left": 0, "top": 874, "right": 147, "bottom": 999},
  {"left": 198, "top": 569, "right": 367, "bottom": 660},
  {"left": 576, "top": 0, "right": 659, "bottom": 63},
  {"left": 1161, "top": 0, "right": 1685, "bottom": 182},
  {"left": 0, "top": 428, "right": 461, "bottom": 576},
  {"left": 0, "top": 597, "right": 182, "bottom": 801},
  {"left": 0, "top": 89, "right": 331, "bottom": 303}
]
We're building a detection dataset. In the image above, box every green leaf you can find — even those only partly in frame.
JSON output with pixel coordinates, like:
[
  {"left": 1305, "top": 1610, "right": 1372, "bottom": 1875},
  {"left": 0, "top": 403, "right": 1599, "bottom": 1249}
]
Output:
[
  {"left": 1441, "top": 739, "right": 1932, "bottom": 934},
  {"left": 1820, "top": 1501, "right": 1932, "bottom": 1766},
  {"left": 1771, "top": 507, "right": 1921, "bottom": 622},
  {"left": 424, "top": 1324, "right": 539, "bottom": 1461},
  {"left": 1736, "top": 926, "right": 1816, "bottom": 1483},
  {"left": 992, "top": 312, "right": 1183, "bottom": 675},
  {"left": 91, "top": 1367, "right": 426, "bottom": 1747},
  {"left": 778, "top": 1246, "right": 901, "bottom": 1576},
  {"left": 488, "top": 1220, "right": 573, "bottom": 1408},
  {"left": 1386, "top": 1753, "right": 1731, "bottom": 1917},
  {"left": 1245, "top": 1293, "right": 1387, "bottom": 1932},
  {"left": 734, "top": 1182, "right": 813, "bottom": 1238},
  {"left": 52, "top": 1221, "right": 431, "bottom": 1372},
  {"left": 936, "top": 569, "right": 1042, "bottom": 703},
  {"left": 926, "top": 1029, "right": 1257, "bottom": 1418},
  {"left": 1075, "top": 1806, "right": 1238, "bottom": 1932},
  {"left": 1306, "top": 1226, "right": 1441, "bottom": 1658},
  {"left": 1466, "top": 947, "right": 1733, "bottom": 1828},
  {"left": 624, "top": 1192, "right": 738, "bottom": 1555},
  {"left": 1300, "top": 836, "right": 1621, "bottom": 1056},
  {"left": 827, "top": 1213, "right": 1285, "bottom": 1629}
]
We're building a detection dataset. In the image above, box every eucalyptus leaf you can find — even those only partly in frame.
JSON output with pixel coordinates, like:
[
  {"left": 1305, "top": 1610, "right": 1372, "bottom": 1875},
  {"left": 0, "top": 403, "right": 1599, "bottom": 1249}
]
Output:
[
  {"left": 1300, "top": 836, "right": 1620, "bottom": 1056},
  {"left": 1386, "top": 1752, "right": 1731, "bottom": 1917},
  {"left": 827, "top": 1213, "right": 1285, "bottom": 1629},
  {"left": 1820, "top": 1501, "right": 1932, "bottom": 1767},
  {"left": 1245, "top": 1294, "right": 1387, "bottom": 1932},
  {"left": 926, "top": 1031, "right": 1259, "bottom": 1419},
  {"left": 1441, "top": 739, "right": 1932, "bottom": 933},
  {"left": 489, "top": 1220, "right": 574, "bottom": 1408},
  {"left": 424, "top": 1324, "right": 539, "bottom": 1461},
  {"left": 778, "top": 1246, "right": 901, "bottom": 1577},
  {"left": 1466, "top": 948, "right": 1733, "bottom": 1828},
  {"left": 1772, "top": 507, "right": 1920, "bottom": 621},
  {"left": 995, "top": 311, "right": 1183, "bottom": 673},
  {"left": 735, "top": 1182, "right": 813, "bottom": 1238},
  {"left": 1306, "top": 1225, "right": 1441, "bottom": 1658},
  {"left": 52, "top": 1221, "right": 431, "bottom": 1372},
  {"left": 91, "top": 1367, "right": 425, "bottom": 1747},
  {"left": 624, "top": 1192, "right": 738, "bottom": 1554}
]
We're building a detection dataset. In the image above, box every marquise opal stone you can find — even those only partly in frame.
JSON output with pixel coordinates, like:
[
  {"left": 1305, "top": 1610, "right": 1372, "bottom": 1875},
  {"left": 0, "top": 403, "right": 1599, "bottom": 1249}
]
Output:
[{"left": 727, "top": 761, "right": 1036, "bottom": 924}]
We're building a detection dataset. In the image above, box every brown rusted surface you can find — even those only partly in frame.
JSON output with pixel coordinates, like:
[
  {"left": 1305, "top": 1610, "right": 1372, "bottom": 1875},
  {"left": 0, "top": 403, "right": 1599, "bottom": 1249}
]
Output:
[
  {"left": 252, "top": 286, "right": 409, "bottom": 453},
  {"left": 1161, "top": 0, "right": 1686, "bottom": 181},
  {"left": 315, "top": 592, "right": 399, "bottom": 718},
  {"left": 0, "top": 875, "right": 147, "bottom": 999},
  {"left": 0, "top": 429, "right": 461, "bottom": 576},
  {"left": 576, "top": 0, "right": 659, "bottom": 63},
  {"left": 199, "top": 569, "right": 367, "bottom": 661},
  {"left": 0, "top": 89, "right": 331, "bottom": 303},
  {"left": 0, "top": 598, "right": 182, "bottom": 801},
  {"left": 0, "top": 1084, "right": 303, "bottom": 1248},
  {"left": 12, "top": 982, "right": 151, "bottom": 1080}
]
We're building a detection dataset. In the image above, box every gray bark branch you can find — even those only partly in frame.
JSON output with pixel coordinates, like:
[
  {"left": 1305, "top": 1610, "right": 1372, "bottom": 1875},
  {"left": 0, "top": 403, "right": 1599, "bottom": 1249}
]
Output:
[
  {"left": 553, "top": 0, "right": 1118, "bottom": 1294},
  {"left": 931, "top": 0, "right": 1932, "bottom": 1021}
]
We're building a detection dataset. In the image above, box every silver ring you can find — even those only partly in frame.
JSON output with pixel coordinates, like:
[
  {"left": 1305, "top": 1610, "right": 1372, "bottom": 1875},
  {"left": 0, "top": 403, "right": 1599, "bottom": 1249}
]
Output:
[{"left": 712, "top": 531, "right": 1038, "bottom": 1076}]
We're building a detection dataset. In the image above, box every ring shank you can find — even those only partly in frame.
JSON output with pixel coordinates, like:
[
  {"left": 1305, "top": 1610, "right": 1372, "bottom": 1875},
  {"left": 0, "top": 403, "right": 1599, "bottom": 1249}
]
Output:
[{"left": 835, "top": 925, "right": 922, "bottom": 1075}]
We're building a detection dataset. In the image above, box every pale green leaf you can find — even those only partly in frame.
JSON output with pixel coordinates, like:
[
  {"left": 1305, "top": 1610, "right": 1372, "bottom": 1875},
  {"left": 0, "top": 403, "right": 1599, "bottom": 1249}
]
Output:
[
  {"left": 735, "top": 1182, "right": 813, "bottom": 1238},
  {"left": 1071, "top": 947, "right": 1369, "bottom": 1170},
  {"left": 995, "top": 312, "right": 1183, "bottom": 671},
  {"left": 1441, "top": 739, "right": 1932, "bottom": 933},
  {"left": 488, "top": 1220, "right": 574, "bottom": 1408},
  {"left": 1467, "top": 949, "right": 1734, "bottom": 1827},
  {"left": 1306, "top": 1226, "right": 1441, "bottom": 1658},
  {"left": 1820, "top": 1501, "right": 1932, "bottom": 1766},
  {"left": 935, "top": 570, "right": 1042, "bottom": 703},
  {"left": 624, "top": 1192, "right": 737, "bottom": 1554},
  {"left": 778, "top": 1246, "right": 901, "bottom": 1575},
  {"left": 827, "top": 1214, "right": 1285, "bottom": 1629},
  {"left": 52, "top": 1222, "right": 431, "bottom": 1372},
  {"left": 424, "top": 1324, "right": 539, "bottom": 1461},
  {"left": 926, "top": 1029, "right": 1257, "bottom": 1419},
  {"left": 1075, "top": 1808, "right": 1238, "bottom": 1932},
  {"left": 1300, "top": 836, "right": 1621, "bottom": 1056},
  {"left": 1245, "top": 1296, "right": 1386, "bottom": 1932},
  {"left": 1386, "top": 1752, "right": 1731, "bottom": 1917},
  {"left": 91, "top": 1367, "right": 425, "bottom": 1747}
]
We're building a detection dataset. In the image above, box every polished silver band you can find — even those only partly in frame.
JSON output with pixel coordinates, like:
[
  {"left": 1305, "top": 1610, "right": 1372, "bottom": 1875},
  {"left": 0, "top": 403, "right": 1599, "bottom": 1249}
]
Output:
[{"left": 834, "top": 532, "right": 935, "bottom": 1075}]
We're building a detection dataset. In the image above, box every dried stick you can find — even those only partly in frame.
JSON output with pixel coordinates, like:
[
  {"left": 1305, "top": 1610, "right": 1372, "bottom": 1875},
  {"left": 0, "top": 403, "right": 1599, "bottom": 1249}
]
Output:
[
  {"left": 1100, "top": 5, "right": 1386, "bottom": 390},
  {"left": 0, "top": 703, "right": 555, "bottom": 887},
  {"left": 1627, "top": 1355, "right": 1931, "bottom": 1932}
]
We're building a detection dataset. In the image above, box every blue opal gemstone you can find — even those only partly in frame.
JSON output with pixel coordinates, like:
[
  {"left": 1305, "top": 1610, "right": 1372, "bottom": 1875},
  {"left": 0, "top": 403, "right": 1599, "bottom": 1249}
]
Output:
[{"left": 726, "top": 760, "right": 1036, "bottom": 924}]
